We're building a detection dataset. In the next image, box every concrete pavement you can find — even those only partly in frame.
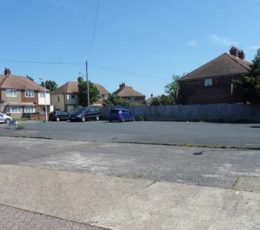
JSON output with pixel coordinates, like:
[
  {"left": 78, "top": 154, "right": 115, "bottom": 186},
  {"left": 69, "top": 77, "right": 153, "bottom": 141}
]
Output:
[
  {"left": 0, "top": 164, "right": 259, "bottom": 230},
  {"left": 0, "top": 136, "right": 260, "bottom": 229}
]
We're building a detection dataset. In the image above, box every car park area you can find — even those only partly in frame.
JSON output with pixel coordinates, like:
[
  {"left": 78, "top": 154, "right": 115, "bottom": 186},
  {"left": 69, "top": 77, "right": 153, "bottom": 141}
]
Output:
[{"left": 1, "top": 120, "right": 260, "bottom": 149}]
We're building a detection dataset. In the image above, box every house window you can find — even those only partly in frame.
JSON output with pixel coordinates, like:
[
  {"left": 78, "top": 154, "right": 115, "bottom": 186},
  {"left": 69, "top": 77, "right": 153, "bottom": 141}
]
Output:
[
  {"left": 6, "top": 106, "right": 22, "bottom": 113},
  {"left": 6, "top": 89, "right": 17, "bottom": 97},
  {"left": 25, "top": 90, "right": 35, "bottom": 97},
  {"left": 204, "top": 79, "right": 213, "bottom": 86},
  {"left": 24, "top": 106, "right": 35, "bottom": 113},
  {"left": 39, "top": 92, "right": 45, "bottom": 98},
  {"left": 71, "top": 94, "right": 75, "bottom": 99},
  {"left": 57, "top": 96, "right": 60, "bottom": 103}
]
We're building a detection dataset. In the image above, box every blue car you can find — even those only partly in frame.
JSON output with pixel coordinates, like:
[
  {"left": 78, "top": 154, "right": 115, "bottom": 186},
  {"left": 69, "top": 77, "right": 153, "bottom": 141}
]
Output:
[{"left": 109, "top": 108, "right": 135, "bottom": 122}]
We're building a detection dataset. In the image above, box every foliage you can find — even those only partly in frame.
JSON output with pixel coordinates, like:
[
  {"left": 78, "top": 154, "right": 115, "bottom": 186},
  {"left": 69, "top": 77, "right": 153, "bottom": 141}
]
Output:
[
  {"left": 41, "top": 80, "right": 58, "bottom": 91},
  {"left": 78, "top": 80, "right": 99, "bottom": 106},
  {"left": 150, "top": 94, "right": 174, "bottom": 105},
  {"left": 16, "top": 124, "right": 24, "bottom": 130},
  {"left": 164, "top": 75, "right": 181, "bottom": 102},
  {"left": 104, "top": 94, "right": 130, "bottom": 106},
  {"left": 26, "top": 75, "right": 34, "bottom": 81},
  {"left": 234, "top": 48, "right": 260, "bottom": 104}
]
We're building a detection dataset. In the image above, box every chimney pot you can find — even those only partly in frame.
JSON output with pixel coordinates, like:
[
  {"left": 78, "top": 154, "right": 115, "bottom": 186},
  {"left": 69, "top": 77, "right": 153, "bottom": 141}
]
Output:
[
  {"left": 229, "top": 46, "right": 239, "bottom": 57},
  {"left": 4, "top": 68, "right": 11, "bottom": 76},
  {"left": 120, "top": 83, "right": 125, "bottom": 89},
  {"left": 238, "top": 50, "right": 245, "bottom": 60}
]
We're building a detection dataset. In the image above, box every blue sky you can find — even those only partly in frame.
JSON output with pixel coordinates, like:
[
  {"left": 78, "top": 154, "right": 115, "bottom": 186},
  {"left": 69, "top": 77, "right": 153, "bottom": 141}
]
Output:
[{"left": 0, "top": 0, "right": 259, "bottom": 97}]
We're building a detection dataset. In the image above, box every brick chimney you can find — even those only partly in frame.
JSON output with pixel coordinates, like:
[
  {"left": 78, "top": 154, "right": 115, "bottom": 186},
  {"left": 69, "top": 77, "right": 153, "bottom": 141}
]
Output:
[
  {"left": 119, "top": 83, "right": 126, "bottom": 89},
  {"left": 4, "top": 68, "right": 11, "bottom": 76},
  {"left": 238, "top": 50, "right": 245, "bottom": 60},
  {"left": 229, "top": 46, "right": 239, "bottom": 58}
]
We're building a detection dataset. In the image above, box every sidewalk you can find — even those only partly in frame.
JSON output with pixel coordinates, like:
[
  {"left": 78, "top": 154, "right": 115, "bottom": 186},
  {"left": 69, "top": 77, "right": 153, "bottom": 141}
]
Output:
[
  {"left": 0, "top": 204, "right": 103, "bottom": 230},
  {"left": 0, "top": 164, "right": 259, "bottom": 230}
]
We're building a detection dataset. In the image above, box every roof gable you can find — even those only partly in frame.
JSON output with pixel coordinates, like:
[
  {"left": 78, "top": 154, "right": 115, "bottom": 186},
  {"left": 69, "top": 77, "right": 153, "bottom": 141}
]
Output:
[
  {"left": 113, "top": 84, "right": 145, "bottom": 97},
  {"left": 180, "top": 53, "right": 251, "bottom": 81},
  {"left": 0, "top": 74, "right": 49, "bottom": 91},
  {"left": 52, "top": 81, "right": 109, "bottom": 95}
]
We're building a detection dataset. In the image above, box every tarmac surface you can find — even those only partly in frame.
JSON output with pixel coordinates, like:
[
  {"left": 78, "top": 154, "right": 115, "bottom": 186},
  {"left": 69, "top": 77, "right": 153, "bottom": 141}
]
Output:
[
  {"left": 1, "top": 120, "right": 260, "bottom": 148},
  {"left": 0, "top": 121, "right": 260, "bottom": 229}
]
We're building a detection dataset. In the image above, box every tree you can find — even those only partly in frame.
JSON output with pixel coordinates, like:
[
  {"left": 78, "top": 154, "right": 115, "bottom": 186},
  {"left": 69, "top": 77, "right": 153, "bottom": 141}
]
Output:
[
  {"left": 150, "top": 95, "right": 174, "bottom": 105},
  {"left": 78, "top": 80, "right": 99, "bottom": 106},
  {"left": 104, "top": 94, "right": 129, "bottom": 106},
  {"left": 234, "top": 48, "right": 260, "bottom": 104},
  {"left": 41, "top": 80, "right": 58, "bottom": 91},
  {"left": 164, "top": 74, "right": 181, "bottom": 102}
]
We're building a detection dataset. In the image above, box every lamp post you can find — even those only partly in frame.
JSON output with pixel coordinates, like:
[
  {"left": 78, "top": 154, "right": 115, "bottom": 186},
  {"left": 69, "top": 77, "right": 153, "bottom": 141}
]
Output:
[{"left": 39, "top": 78, "right": 48, "bottom": 122}]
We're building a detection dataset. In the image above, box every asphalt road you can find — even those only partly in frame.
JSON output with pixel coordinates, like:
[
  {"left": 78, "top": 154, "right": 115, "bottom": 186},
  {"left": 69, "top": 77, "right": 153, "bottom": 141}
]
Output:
[
  {"left": 0, "top": 121, "right": 260, "bottom": 148},
  {"left": 0, "top": 137, "right": 259, "bottom": 191}
]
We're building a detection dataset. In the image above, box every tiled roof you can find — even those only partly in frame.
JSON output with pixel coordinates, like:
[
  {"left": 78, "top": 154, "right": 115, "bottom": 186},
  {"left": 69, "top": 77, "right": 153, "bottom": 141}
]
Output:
[
  {"left": 95, "top": 84, "right": 109, "bottom": 95},
  {"left": 180, "top": 53, "right": 251, "bottom": 81},
  {"left": 52, "top": 81, "right": 109, "bottom": 95},
  {"left": 113, "top": 84, "right": 145, "bottom": 97},
  {"left": 52, "top": 81, "right": 78, "bottom": 94},
  {"left": 0, "top": 74, "right": 49, "bottom": 91}
]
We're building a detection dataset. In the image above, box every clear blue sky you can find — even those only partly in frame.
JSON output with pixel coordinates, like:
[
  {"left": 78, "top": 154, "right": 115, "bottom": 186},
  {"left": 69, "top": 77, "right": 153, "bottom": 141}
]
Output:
[{"left": 0, "top": 0, "right": 259, "bottom": 97}]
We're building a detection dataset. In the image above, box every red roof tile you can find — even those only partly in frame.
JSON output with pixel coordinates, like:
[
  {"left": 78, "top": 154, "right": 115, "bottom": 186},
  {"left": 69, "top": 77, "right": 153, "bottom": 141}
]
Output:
[
  {"left": 180, "top": 53, "right": 251, "bottom": 81},
  {"left": 0, "top": 74, "right": 49, "bottom": 91}
]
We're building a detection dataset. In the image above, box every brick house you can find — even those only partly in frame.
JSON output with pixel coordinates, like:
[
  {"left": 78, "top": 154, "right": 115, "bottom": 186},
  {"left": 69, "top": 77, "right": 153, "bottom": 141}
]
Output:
[
  {"left": 177, "top": 47, "right": 251, "bottom": 104},
  {"left": 113, "top": 83, "right": 145, "bottom": 104},
  {"left": 0, "top": 69, "right": 50, "bottom": 119},
  {"left": 51, "top": 81, "right": 109, "bottom": 111}
]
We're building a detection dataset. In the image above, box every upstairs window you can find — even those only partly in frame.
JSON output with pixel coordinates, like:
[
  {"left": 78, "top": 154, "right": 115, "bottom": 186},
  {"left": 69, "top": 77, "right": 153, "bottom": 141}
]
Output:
[
  {"left": 6, "top": 89, "right": 17, "bottom": 97},
  {"left": 25, "top": 89, "right": 35, "bottom": 97},
  {"left": 204, "top": 79, "right": 213, "bottom": 86},
  {"left": 39, "top": 92, "right": 45, "bottom": 98}
]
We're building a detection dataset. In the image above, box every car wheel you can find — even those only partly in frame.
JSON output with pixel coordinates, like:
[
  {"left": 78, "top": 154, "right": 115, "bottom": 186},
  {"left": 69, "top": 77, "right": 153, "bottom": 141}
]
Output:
[
  {"left": 5, "top": 118, "right": 11, "bottom": 124},
  {"left": 56, "top": 117, "right": 60, "bottom": 122},
  {"left": 81, "top": 117, "right": 85, "bottom": 122},
  {"left": 96, "top": 115, "right": 99, "bottom": 121}
]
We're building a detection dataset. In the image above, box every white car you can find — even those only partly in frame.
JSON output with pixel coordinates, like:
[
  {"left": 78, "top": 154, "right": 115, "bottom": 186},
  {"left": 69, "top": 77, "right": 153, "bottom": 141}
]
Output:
[{"left": 0, "top": 112, "right": 12, "bottom": 124}]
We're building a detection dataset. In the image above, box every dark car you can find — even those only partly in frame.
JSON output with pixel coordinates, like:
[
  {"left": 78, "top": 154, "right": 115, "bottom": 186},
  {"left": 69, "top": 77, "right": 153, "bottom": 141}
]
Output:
[
  {"left": 48, "top": 111, "right": 70, "bottom": 121},
  {"left": 69, "top": 107, "right": 100, "bottom": 122},
  {"left": 109, "top": 108, "right": 135, "bottom": 122}
]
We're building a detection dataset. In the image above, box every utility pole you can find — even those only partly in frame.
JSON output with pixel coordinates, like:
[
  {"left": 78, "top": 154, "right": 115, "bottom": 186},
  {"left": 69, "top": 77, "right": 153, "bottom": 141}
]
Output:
[{"left": 86, "top": 60, "right": 90, "bottom": 107}]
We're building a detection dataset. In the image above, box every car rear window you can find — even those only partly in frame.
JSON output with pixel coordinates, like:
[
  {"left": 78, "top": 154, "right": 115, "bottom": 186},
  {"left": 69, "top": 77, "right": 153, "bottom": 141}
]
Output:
[{"left": 111, "top": 109, "right": 120, "bottom": 114}]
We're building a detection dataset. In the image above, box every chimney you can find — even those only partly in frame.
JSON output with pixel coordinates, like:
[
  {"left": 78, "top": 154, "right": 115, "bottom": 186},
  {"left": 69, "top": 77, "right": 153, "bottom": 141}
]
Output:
[
  {"left": 238, "top": 50, "right": 245, "bottom": 60},
  {"left": 4, "top": 68, "right": 11, "bottom": 76},
  {"left": 229, "top": 46, "right": 239, "bottom": 58},
  {"left": 119, "top": 83, "right": 125, "bottom": 89}
]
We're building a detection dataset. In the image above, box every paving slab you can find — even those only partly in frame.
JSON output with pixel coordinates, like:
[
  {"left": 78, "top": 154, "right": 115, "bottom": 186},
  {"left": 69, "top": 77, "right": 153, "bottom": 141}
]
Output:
[
  {"left": 0, "top": 164, "right": 259, "bottom": 230},
  {"left": 0, "top": 164, "right": 152, "bottom": 223}
]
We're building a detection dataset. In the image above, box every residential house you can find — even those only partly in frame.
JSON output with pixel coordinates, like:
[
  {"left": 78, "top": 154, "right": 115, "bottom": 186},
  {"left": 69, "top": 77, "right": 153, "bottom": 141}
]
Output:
[
  {"left": 177, "top": 47, "right": 251, "bottom": 104},
  {"left": 51, "top": 81, "right": 109, "bottom": 111},
  {"left": 113, "top": 83, "right": 145, "bottom": 104},
  {"left": 0, "top": 69, "right": 50, "bottom": 119}
]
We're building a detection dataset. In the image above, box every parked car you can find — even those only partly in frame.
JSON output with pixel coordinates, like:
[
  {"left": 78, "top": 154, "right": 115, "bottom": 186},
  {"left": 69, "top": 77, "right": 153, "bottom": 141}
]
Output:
[
  {"left": 109, "top": 108, "right": 135, "bottom": 122},
  {"left": 0, "top": 112, "right": 12, "bottom": 124},
  {"left": 69, "top": 107, "right": 100, "bottom": 122},
  {"left": 49, "top": 111, "right": 70, "bottom": 121}
]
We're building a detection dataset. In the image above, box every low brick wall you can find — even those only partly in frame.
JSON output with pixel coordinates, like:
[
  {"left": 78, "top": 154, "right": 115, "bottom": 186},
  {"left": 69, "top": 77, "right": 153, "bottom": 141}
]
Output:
[
  {"left": 30, "top": 113, "right": 46, "bottom": 121},
  {"left": 101, "top": 104, "right": 260, "bottom": 123}
]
